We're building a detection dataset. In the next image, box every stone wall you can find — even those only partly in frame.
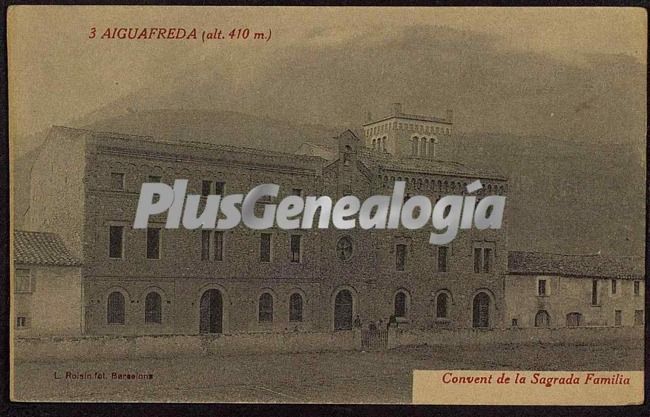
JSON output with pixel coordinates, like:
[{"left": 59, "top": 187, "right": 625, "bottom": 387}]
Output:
[
  {"left": 14, "top": 330, "right": 357, "bottom": 362},
  {"left": 14, "top": 326, "right": 642, "bottom": 363},
  {"left": 393, "top": 326, "right": 644, "bottom": 347}
]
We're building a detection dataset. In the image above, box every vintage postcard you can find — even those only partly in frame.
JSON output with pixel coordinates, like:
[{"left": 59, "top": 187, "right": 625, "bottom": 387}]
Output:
[{"left": 7, "top": 6, "right": 647, "bottom": 405}]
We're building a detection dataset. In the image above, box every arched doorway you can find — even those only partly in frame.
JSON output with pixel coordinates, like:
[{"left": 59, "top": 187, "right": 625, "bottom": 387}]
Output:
[
  {"left": 199, "top": 289, "right": 223, "bottom": 334},
  {"left": 334, "top": 290, "right": 353, "bottom": 330},
  {"left": 472, "top": 292, "right": 490, "bottom": 328}
]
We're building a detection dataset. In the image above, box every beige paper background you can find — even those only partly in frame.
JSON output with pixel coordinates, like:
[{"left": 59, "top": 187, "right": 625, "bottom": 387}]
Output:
[
  {"left": 413, "top": 371, "right": 644, "bottom": 405},
  {"left": 7, "top": 6, "right": 647, "bottom": 405}
]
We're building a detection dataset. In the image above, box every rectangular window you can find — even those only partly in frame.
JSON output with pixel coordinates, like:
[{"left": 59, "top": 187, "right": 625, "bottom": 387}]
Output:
[
  {"left": 146, "top": 227, "right": 161, "bottom": 259},
  {"left": 214, "top": 231, "right": 224, "bottom": 261},
  {"left": 111, "top": 173, "right": 125, "bottom": 190},
  {"left": 474, "top": 248, "right": 482, "bottom": 273},
  {"left": 260, "top": 233, "right": 272, "bottom": 262},
  {"left": 483, "top": 248, "right": 492, "bottom": 273},
  {"left": 16, "top": 317, "right": 27, "bottom": 328},
  {"left": 614, "top": 310, "right": 622, "bottom": 326},
  {"left": 437, "top": 246, "right": 448, "bottom": 272},
  {"left": 15, "top": 269, "right": 31, "bottom": 293},
  {"left": 201, "top": 230, "right": 211, "bottom": 261},
  {"left": 634, "top": 281, "right": 640, "bottom": 296},
  {"left": 214, "top": 181, "right": 225, "bottom": 195},
  {"left": 109, "top": 226, "right": 124, "bottom": 259},
  {"left": 634, "top": 310, "right": 644, "bottom": 326},
  {"left": 538, "top": 279, "right": 548, "bottom": 297},
  {"left": 201, "top": 180, "right": 212, "bottom": 196},
  {"left": 611, "top": 279, "right": 618, "bottom": 295},
  {"left": 148, "top": 175, "right": 161, "bottom": 182},
  {"left": 291, "top": 188, "right": 303, "bottom": 197},
  {"left": 396, "top": 244, "right": 407, "bottom": 271},
  {"left": 290, "top": 235, "right": 302, "bottom": 263},
  {"left": 591, "top": 279, "right": 599, "bottom": 305}
]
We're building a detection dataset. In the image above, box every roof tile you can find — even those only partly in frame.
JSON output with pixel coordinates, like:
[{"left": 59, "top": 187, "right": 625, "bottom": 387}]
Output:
[
  {"left": 14, "top": 231, "right": 81, "bottom": 267},
  {"left": 508, "top": 251, "right": 643, "bottom": 279}
]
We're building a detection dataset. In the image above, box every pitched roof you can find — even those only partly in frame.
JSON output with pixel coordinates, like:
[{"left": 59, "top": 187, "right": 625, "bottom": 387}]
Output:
[
  {"left": 362, "top": 112, "right": 452, "bottom": 126},
  {"left": 14, "top": 231, "right": 81, "bottom": 267},
  {"left": 356, "top": 148, "right": 506, "bottom": 180},
  {"left": 508, "top": 251, "right": 644, "bottom": 280}
]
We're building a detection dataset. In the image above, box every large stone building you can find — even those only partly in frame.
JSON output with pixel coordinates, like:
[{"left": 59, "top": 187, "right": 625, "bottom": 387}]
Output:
[{"left": 23, "top": 105, "right": 511, "bottom": 336}]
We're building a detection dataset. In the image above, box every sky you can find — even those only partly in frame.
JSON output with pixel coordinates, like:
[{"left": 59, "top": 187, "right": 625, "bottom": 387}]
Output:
[{"left": 7, "top": 6, "right": 647, "bottom": 140}]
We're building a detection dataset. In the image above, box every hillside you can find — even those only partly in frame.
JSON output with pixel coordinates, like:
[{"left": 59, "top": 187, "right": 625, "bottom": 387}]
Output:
[{"left": 12, "top": 109, "right": 645, "bottom": 258}]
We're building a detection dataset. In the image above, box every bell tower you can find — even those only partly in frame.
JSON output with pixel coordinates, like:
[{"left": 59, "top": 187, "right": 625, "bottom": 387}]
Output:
[{"left": 362, "top": 103, "right": 453, "bottom": 159}]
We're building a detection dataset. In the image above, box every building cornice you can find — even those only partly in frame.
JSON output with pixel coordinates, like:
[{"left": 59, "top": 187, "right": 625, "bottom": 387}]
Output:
[{"left": 363, "top": 114, "right": 453, "bottom": 127}]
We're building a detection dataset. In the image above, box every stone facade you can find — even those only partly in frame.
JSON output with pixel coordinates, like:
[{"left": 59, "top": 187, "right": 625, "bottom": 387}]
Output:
[
  {"left": 26, "top": 117, "right": 509, "bottom": 336},
  {"left": 506, "top": 251, "right": 645, "bottom": 328}
]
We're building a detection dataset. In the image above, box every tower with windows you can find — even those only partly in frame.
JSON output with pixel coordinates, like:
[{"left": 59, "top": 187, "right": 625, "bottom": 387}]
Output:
[{"left": 362, "top": 103, "right": 453, "bottom": 159}]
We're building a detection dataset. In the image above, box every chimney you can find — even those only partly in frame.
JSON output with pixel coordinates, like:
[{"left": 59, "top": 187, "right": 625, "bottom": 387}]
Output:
[
  {"left": 392, "top": 103, "right": 402, "bottom": 115},
  {"left": 445, "top": 109, "right": 453, "bottom": 122}
]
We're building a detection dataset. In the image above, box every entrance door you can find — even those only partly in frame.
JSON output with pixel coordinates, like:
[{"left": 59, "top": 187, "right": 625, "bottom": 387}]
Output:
[
  {"left": 334, "top": 290, "right": 353, "bottom": 330},
  {"left": 472, "top": 292, "right": 490, "bottom": 328},
  {"left": 199, "top": 289, "right": 223, "bottom": 334}
]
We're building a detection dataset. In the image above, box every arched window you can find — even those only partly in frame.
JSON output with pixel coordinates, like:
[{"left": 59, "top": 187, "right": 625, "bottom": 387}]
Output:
[
  {"left": 436, "top": 293, "right": 449, "bottom": 318},
  {"left": 429, "top": 138, "right": 435, "bottom": 157},
  {"left": 420, "top": 137, "right": 427, "bottom": 156},
  {"left": 382, "top": 136, "right": 387, "bottom": 151},
  {"left": 145, "top": 292, "right": 162, "bottom": 324},
  {"left": 412, "top": 137, "right": 419, "bottom": 155},
  {"left": 258, "top": 293, "right": 273, "bottom": 323},
  {"left": 107, "top": 291, "right": 125, "bottom": 324},
  {"left": 394, "top": 292, "right": 408, "bottom": 318},
  {"left": 372, "top": 139, "right": 376, "bottom": 149},
  {"left": 566, "top": 312, "right": 582, "bottom": 327},
  {"left": 535, "top": 310, "right": 550, "bottom": 327},
  {"left": 289, "top": 293, "right": 303, "bottom": 322}
]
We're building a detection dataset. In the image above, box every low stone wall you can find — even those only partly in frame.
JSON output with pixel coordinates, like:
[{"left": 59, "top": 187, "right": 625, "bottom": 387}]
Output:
[
  {"left": 13, "top": 326, "right": 642, "bottom": 363},
  {"left": 14, "top": 331, "right": 357, "bottom": 363},
  {"left": 393, "top": 326, "right": 644, "bottom": 348}
]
